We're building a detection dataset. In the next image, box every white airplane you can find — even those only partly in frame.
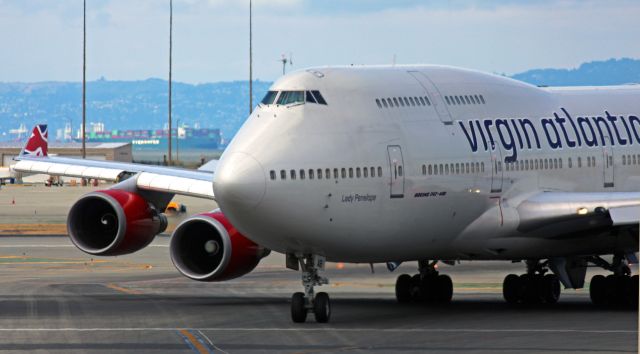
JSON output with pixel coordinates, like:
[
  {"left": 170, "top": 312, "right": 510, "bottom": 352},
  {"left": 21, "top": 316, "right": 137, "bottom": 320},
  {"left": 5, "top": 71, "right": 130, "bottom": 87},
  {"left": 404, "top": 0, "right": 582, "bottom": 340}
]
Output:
[{"left": 14, "top": 65, "right": 640, "bottom": 323}]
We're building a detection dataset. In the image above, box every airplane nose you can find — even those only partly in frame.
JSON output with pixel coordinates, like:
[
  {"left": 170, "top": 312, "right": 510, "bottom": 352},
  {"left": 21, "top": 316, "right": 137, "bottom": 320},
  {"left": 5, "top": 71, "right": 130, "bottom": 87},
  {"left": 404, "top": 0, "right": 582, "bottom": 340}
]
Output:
[{"left": 213, "top": 152, "right": 266, "bottom": 210}]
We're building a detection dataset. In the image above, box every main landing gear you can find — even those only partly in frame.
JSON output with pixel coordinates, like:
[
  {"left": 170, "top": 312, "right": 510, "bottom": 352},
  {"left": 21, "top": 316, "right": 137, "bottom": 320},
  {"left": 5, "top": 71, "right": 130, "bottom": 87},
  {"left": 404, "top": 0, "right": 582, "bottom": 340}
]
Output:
[
  {"left": 395, "top": 260, "right": 453, "bottom": 304},
  {"left": 588, "top": 254, "right": 638, "bottom": 308},
  {"left": 290, "top": 255, "right": 331, "bottom": 323},
  {"left": 503, "top": 260, "right": 561, "bottom": 305}
]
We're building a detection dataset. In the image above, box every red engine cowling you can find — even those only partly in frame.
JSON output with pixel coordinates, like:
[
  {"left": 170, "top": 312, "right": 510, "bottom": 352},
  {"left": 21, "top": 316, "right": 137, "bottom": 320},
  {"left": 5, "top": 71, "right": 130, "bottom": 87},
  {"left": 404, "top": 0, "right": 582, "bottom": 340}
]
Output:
[
  {"left": 170, "top": 211, "right": 269, "bottom": 281},
  {"left": 67, "top": 190, "right": 167, "bottom": 256}
]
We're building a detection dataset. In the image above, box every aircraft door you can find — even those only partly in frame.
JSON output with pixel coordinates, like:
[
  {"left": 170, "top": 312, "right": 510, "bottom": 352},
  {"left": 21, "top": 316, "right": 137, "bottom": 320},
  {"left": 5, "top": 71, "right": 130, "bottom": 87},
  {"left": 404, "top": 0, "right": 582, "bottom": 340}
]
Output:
[
  {"left": 490, "top": 139, "right": 503, "bottom": 193},
  {"left": 407, "top": 71, "right": 453, "bottom": 124},
  {"left": 603, "top": 135, "right": 614, "bottom": 188},
  {"left": 387, "top": 145, "right": 405, "bottom": 198}
]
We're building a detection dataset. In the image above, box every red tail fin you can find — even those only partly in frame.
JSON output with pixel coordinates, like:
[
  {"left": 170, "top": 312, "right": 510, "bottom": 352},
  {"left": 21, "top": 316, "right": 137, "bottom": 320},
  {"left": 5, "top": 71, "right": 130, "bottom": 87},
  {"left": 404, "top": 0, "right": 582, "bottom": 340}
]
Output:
[{"left": 20, "top": 124, "right": 48, "bottom": 157}]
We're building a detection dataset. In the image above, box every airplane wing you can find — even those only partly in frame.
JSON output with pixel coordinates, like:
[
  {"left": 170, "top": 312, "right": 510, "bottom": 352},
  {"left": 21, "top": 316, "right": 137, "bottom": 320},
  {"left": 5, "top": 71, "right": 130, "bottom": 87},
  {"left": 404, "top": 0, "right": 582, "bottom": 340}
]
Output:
[
  {"left": 13, "top": 125, "right": 215, "bottom": 199},
  {"left": 515, "top": 191, "right": 640, "bottom": 236}
]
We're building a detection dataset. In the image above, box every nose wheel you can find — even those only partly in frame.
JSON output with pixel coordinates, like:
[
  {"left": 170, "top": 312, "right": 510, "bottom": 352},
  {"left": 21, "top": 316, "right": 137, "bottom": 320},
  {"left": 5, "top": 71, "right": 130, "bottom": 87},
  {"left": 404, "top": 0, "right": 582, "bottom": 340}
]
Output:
[{"left": 290, "top": 255, "right": 330, "bottom": 323}]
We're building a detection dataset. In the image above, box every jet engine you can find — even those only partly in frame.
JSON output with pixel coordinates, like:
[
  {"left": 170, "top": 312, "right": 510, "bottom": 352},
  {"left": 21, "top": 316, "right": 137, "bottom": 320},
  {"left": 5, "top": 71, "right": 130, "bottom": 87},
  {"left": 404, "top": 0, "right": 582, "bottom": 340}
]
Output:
[
  {"left": 170, "top": 211, "right": 269, "bottom": 281},
  {"left": 67, "top": 190, "right": 167, "bottom": 256}
]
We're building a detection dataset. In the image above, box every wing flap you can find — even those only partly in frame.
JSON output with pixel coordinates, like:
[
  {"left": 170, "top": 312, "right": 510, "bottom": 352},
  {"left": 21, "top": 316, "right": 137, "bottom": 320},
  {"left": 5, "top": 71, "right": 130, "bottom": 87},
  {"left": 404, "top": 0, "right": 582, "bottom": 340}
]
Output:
[
  {"left": 14, "top": 159, "right": 125, "bottom": 182},
  {"left": 609, "top": 205, "right": 640, "bottom": 226},
  {"left": 136, "top": 172, "right": 214, "bottom": 199}
]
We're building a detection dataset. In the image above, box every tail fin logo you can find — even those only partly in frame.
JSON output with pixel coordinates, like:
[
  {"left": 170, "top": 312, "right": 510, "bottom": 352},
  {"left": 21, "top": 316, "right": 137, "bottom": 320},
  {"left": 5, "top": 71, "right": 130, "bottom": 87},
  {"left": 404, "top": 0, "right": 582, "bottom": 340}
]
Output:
[{"left": 21, "top": 124, "right": 48, "bottom": 157}]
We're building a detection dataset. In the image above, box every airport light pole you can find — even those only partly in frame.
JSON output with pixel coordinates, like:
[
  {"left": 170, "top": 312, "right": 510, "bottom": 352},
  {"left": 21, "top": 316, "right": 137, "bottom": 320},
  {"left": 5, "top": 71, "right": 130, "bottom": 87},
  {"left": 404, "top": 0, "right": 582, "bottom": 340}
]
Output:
[
  {"left": 249, "top": 0, "right": 253, "bottom": 114},
  {"left": 168, "top": 0, "right": 173, "bottom": 166},
  {"left": 82, "top": 0, "right": 86, "bottom": 159}
]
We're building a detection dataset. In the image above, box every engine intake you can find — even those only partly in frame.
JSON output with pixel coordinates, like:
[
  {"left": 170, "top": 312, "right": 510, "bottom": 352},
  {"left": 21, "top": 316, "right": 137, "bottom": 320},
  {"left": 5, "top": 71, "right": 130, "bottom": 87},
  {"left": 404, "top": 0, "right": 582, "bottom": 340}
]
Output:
[
  {"left": 170, "top": 211, "right": 269, "bottom": 281},
  {"left": 67, "top": 190, "right": 167, "bottom": 256}
]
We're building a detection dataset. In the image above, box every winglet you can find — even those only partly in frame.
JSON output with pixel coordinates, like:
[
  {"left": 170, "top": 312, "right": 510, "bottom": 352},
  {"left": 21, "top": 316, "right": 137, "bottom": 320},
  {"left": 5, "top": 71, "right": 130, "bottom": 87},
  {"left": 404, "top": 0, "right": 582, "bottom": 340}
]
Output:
[{"left": 20, "top": 124, "right": 48, "bottom": 157}]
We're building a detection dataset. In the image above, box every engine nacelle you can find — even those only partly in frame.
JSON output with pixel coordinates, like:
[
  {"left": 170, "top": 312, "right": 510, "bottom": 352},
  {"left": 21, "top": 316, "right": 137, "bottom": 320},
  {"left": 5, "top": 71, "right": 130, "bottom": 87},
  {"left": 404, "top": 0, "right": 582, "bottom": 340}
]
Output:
[
  {"left": 67, "top": 190, "right": 167, "bottom": 256},
  {"left": 170, "top": 211, "right": 269, "bottom": 281}
]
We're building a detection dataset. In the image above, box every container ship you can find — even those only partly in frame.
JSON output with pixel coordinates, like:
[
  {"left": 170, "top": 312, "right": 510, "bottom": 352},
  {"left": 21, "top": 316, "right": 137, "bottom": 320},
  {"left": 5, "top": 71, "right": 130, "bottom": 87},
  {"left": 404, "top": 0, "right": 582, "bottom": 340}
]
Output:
[{"left": 78, "top": 124, "right": 221, "bottom": 151}]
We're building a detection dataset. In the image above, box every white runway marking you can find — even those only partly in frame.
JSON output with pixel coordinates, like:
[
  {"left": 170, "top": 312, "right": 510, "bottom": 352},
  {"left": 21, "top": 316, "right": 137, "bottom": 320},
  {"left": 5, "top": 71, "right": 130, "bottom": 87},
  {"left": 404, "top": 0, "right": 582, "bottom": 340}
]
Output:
[{"left": 0, "top": 328, "right": 633, "bottom": 334}]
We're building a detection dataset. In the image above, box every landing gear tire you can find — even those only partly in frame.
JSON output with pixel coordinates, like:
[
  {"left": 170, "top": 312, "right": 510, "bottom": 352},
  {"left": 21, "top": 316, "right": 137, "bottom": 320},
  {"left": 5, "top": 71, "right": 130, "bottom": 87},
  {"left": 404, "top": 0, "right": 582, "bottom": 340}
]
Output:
[
  {"left": 631, "top": 275, "right": 639, "bottom": 309},
  {"left": 313, "top": 292, "right": 331, "bottom": 323},
  {"left": 291, "top": 292, "right": 307, "bottom": 323},
  {"left": 542, "top": 274, "right": 561, "bottom": 304},
  {"left": 503, "top": 274, "right": 521, "bottom": 304},
  {"left": 520, "top": 274, "right": 542, "bottom": 304},
  {"left": 435, "top": 274, "right": 453, "bottom": 303},
  {"left": 589, "top": 275, "right": 607, "bottom": 306},
  {"left": 410, "top": 274, "right": 422, "bottom": 302},
  {"left": 395, "top": 274, "right": 412, "bottom": 303}
]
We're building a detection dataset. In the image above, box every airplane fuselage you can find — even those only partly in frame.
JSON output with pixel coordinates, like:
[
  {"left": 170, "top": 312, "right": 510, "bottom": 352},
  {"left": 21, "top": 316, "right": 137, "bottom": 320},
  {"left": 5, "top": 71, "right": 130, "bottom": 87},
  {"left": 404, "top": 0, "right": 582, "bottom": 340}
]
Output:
[{"left": 214, "top": 65, "right": 640, "bottom": 263}]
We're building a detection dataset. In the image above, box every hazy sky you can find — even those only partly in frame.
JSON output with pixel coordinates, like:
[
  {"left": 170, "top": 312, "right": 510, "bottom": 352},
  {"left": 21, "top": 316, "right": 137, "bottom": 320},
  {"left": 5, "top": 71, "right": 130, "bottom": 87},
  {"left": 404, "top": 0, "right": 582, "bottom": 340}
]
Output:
[{"left": 1, "top": 0, "right": 639, "bottom": 83}]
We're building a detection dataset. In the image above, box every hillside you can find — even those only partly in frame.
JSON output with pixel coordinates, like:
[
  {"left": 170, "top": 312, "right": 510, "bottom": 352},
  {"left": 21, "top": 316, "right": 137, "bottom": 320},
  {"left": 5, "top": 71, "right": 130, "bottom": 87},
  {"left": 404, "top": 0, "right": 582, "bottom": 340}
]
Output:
[{"left": 1, "top": 58, "right": 638, "bottom": 141}]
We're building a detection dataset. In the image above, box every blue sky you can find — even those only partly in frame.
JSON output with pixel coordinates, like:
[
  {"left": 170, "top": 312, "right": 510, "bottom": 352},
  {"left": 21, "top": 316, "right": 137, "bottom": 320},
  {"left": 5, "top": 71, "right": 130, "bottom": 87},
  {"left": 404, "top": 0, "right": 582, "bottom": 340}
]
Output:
[{"left": 1, "top": 0, "right": 639, "bottom": 83}]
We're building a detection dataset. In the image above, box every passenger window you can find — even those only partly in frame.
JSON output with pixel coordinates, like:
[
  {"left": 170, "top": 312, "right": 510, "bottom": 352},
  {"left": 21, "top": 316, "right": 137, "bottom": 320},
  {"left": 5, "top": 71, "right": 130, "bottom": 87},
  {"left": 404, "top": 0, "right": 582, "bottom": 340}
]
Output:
[
  {"left": 455, "top": 163, "right": 460, "bottom": 174},
  {"left": 634, "top": 155, "right": 637, "bottom": 165},
  {"left": 481, "top": 162, "right": 485, "bottom": 172},
  {"left": 300, "top": 169, "right": 305, "bottom": 180},
  {"left": 325, "top": 168, "right": 330, "bottom": 179},
  {"left": 398, "top": 166, "right": 403, "bottom": 177},
  {"left": 535, "top": 159, "right": 539, "bottom": 170},
  {"left": 270, "top": 170, "right": 276, "bottom": 180},
  {"left": 409, "top": 97, "right": 416, "bottom": 106},
  {"left": 280, "top": 170, "right": 286, "bottom": 180},
  {"left": 363, "top": 167, "right": 368, "bottom": 178},
  {"left": 422, "top": 165, "right": 427, "bottom": 175},
  {"left": 623, "top": 155, "right": 627, "bottom": 165},
  {"left": 559, "top": 158, "right": 563, "bottom": 169},
  {"left": 465, "top": 163, "right": 469, "bottom": 173},
  {"left": 309, "top": 169, "right": 314, "bottom": 179},
  {"left": 277, "top": 91, "right": 305, "bottom": 105},
  {"left": 261, "top": 91, "right": 278, "bottom": 105},
  {"left": 398, "top": 97, "right": 405, "bottom": 107},
  {"left": 428, "top": 165, "right": 433, "bottom": 175},
  {"left": 382, "top": 99, "right": 389, "bottom": 108},
  {"left": 414, "top": 97, "right": 422, "bottom": 106},
  {"left": 378, "top": 166, "right": 383, "bottom": 177},
  {"left": 290, "top": 169, "right": 296, "bottom": 180},
  {"left": 341, "top": 168, "right": 346, "bottom": 179},
  {"left": 356, "top": 168, "right": 361, "bottom": 178},
  {"left": 471, "top": 163, "right": 475, "bottom": 173},
  {"left": 578, "top": 157, "right": 582, "bottom": 168},
  {"left": 333, "top": 168, "right": 338, "bottom": 179},
  {"left": 459, "top": 96, "right": 466, "bottom": 105},
  {"left": 455, "top": 96, "right": 461, "bottom": 105},
  {"left": 592, "top": 156, "right": 596, "bottom": 167},
  {"left": 424, "top": 96, "right": 431, "bottom": 106},
  {"left": 419, "top": 97, "right": 426, "bottom": 106},
  {"left": 306, "top": 91, "right": 317, "bottom": 104},
  {"left": 371, "top": 167, "right": 375, "bottom": 177},
  {"left": 470, "top": 95, "right": 477, "bottom": 104},
  {"left": 404, "top": 97, "right": 411, "bottom": 106},
  {"left": 525, "top": 160, "right": 529, "bottom": 170},
  {"left": 375, "top": 99, "right": 382, "bottom": 108},
  {"left": 568, "top": 158, "right": 572, "bottom": 168},
  {"left": 310, "top": 91, "right": 327, "bottom": 105},
  {"left": 445, "top": 96, "right": 451, "bottom": 105},
  {"left": 393, "top": 98, "right": 399, "bottom": 107},
  {"left": 587, "top": 157, "right": 591, "bottom": 167},
  {"left": 445, "top": 164, "right": 450, "bottom": 174},
  {"left": 317, "top": 169, "right": 322, "bottom": 180},
  {"left": 479, "top": 95, "right": 486, "bottom": 104},
  {"left": 349, "top": 168, "right": 354, "bottom": 178},
  {"left": 474, "top": 95, "right": 481, "bottom": 103},
  {"left": 388, "top": 98, "right": 394, "bottom": 107},
  {"left": 544, "top": 159, "right": 549, "bottom": 169}
]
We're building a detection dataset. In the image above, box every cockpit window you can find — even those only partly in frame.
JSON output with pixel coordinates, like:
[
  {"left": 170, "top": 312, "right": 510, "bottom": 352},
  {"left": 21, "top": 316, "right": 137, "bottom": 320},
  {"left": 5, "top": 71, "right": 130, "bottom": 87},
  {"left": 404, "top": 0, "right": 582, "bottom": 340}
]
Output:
[
  {"left": 311, "top": 90, "right": 327, "bottom": 105},
  {"left": 277, "top": 91, "right": 305, "bottom": 105},
  {"left": 261, "top": 91, "right": 278, "bottom": 105},
  {"left": 306, "top": 91, "right": 317, "bottom": 104}
]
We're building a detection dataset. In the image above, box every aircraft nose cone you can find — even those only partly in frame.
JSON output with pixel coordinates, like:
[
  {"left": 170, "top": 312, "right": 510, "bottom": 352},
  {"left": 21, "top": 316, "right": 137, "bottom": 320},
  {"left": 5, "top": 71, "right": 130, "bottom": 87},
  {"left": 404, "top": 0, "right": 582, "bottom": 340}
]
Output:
[{"left": 214, "top": 152, "right": 266, "bottom": 210}]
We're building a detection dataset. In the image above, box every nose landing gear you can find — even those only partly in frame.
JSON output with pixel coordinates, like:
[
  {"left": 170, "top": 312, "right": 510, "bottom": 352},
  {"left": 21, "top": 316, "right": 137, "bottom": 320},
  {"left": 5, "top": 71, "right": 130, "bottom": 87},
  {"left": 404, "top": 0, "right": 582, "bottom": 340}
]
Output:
[
  {"left": 395, "top": 260, "right": 453, "bottom": 304},
  {"left": 290, "top": 254, "right": 330, "bottom": 323}
]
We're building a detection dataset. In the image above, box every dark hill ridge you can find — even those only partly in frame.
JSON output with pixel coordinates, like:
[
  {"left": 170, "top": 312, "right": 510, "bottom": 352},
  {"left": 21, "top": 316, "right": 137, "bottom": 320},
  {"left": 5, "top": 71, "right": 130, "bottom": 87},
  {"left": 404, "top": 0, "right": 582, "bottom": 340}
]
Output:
[
  {"left": 0, "top": 58, "right": 638, "bottom": 141},
  {"left": 511, "top": 58, "right": 640, "bottom": 86}
]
